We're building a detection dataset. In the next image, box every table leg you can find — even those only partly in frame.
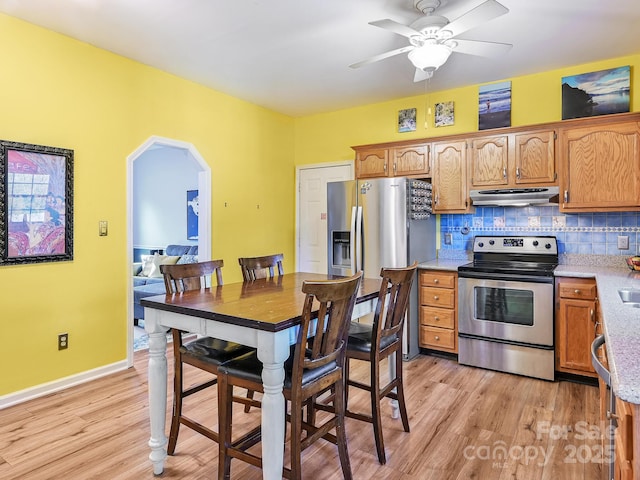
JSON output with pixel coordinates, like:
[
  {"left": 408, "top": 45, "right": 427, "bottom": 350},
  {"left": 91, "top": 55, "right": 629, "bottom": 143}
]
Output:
[
  {"left": 145, "top": 312, "right": 169, "bottom": 475},
  {"left": 257, "top": 331, "right": 290, "bottom": 480}
]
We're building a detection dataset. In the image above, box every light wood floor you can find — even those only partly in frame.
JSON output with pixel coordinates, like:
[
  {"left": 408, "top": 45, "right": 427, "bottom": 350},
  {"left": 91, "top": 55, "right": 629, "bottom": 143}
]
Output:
[{"left": 0, "top": 348, "right": 605, "bottom": 480}]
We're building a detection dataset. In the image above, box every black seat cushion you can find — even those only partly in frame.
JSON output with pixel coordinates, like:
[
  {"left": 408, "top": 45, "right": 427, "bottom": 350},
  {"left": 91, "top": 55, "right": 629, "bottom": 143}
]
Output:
[
  {"left": 181, "top": 336, "right": 255, "bottom": 366},
  {"left": 346, "top": 321, "right": 398, "bottom": 354},
  {"left": 218, "top": 346, "right": 338, "bottom": 390}
]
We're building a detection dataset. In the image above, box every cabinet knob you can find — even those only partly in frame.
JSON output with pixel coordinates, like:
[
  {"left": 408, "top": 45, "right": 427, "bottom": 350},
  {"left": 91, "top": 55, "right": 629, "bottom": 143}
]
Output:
[
  {"left": 434, "top": 295, "right": 439, "bottom": 301},
  {"left": 434, "top": 316, "right": 440, "bottom": 321},
  {"left": 574, "top": 289, "right": 581, "bottom": 294},
  {"left": 433, "top": 278, "right": 439, "bottom": 284},
  {"left": 434, "top": 336, "right": 440, "bottom": 341}
]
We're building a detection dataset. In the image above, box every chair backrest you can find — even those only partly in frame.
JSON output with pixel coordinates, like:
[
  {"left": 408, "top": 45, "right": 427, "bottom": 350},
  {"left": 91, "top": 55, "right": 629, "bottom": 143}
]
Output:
[
  {"left": 291, "top": 272, "right": 362, "bottom": 390},
  {"left": 160, "top": 260, "right": 224, "bottom": 293},
  {"left": 371, "top": 262, "right": 418, "bottom": 352},
  {"left": 238, "top": 253, "right": 284, "bottom": 281}
]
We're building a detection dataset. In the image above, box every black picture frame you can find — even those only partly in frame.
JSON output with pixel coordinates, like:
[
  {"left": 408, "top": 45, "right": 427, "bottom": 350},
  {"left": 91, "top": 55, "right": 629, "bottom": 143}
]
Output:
[{"left": 0, "top": 140, "right": 74, "bottom": 265}]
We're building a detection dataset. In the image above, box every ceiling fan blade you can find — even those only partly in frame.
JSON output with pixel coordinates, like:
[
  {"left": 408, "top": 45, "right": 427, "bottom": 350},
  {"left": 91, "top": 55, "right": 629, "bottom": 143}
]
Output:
[
  {"left": 369, "top": 19, "right": 422, "bottom": 38},
  {"left": 451, "top": 38, "right": 512, "bottom": 57},
  {"left": 414, "top": 68, "right": 433, "bottom": 83},
  {"left": 349, "top": 45, "right": 415, "bottom": 69},
  {"left": 441, "top": 0, "right": 508, "bottom": 39}
]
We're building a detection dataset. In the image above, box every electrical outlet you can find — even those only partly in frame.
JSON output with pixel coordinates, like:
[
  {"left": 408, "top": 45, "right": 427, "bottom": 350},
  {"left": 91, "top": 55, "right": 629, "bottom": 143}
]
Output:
[
  {"left": 58, "top": 333, "right": 68, "bottom": 350},
  {"left": 444, "top": 233, "right": 452, "bottom": 245},
  {"left": 618, "top": 235, "right": 629, "bottom": 250}
]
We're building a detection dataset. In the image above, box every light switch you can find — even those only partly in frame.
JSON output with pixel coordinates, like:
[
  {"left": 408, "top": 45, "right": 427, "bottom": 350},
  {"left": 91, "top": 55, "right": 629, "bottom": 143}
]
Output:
[{"left": 99, "top": 221, "right": 108, "bottom": 236}]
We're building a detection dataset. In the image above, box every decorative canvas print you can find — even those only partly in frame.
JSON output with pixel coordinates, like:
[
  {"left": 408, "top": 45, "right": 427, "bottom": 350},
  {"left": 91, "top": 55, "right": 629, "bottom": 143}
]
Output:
[
  {"left": 435, "top": 101, "right": 454, "bottom": 127},
  {"left": 562, "top": 66, "right": 630, "bottom": 120},
  {"left": 398, "top": 108, "right": 417, "bottom": 132},
  {"left": 187, "top": 190, "right": 198, "bottom": 240},
  {"left": 1, "top": 140, "right": 74, "bottom": 265},
  {"left": 479, "top": 81, "right": 511, "bottom": 130}
]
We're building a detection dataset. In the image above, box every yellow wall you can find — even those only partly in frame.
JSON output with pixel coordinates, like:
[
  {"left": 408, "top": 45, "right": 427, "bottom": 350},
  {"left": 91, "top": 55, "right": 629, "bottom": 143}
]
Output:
[
  {"left": 293, "top": 54, "right": 640, "bottom": 166},
  {"left": 0, "top": 14, "right": 295, "bottom": 396}
]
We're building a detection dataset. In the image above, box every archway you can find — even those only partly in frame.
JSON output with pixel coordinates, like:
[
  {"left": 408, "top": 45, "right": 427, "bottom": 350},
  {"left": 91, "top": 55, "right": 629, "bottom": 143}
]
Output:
[{"left": 126, "top": 136, "right": 211, "bottom": 366}]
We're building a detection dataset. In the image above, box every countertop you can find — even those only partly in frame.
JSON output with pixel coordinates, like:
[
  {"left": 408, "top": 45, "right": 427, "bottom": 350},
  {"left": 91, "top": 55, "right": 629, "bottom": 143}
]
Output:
[
  {"left": 555, "top": 265, "right": 640, "bottom": 405},
  {"left": 419, "top": 256, "right": 640, "bottom": 405}
]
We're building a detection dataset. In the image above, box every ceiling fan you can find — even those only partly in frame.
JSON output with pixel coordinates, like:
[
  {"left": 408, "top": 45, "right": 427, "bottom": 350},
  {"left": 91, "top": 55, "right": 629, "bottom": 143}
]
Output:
[{"left": 350, "top": 0, "right": 513, "bottom": 82}]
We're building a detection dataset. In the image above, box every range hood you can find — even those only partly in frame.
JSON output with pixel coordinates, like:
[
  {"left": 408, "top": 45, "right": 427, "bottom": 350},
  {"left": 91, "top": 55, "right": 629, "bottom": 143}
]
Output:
[{"left": 470, "top": 187, "right": 560, "bottom": 207}]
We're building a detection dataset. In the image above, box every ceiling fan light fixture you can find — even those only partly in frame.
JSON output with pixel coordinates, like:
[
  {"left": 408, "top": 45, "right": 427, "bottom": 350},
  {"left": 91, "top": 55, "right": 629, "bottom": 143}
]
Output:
[{"left": 408, "top": 43, "right": 452, "bottom": 71}]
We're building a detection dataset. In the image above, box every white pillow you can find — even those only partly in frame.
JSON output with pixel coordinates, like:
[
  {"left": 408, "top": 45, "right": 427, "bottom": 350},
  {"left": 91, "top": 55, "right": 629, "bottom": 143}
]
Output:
[
  {"left": 139, "top": 254, "right": 155, "bottom": 277},
  {"left": 148, "top": 254, "right": 181, "bottom": 278}
]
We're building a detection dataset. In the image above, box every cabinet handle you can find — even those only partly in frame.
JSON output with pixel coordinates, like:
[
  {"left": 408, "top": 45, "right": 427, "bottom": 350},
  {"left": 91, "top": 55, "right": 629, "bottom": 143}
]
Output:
[
  {"left": 564, "top": 190, "right": 569, "bottom": 203},
  {"left": 434, "top": 336, "right": 440, "bottom": 341},
  {"left": 503, "top": 167, "right": 507, "bottom": 179},
  {"left": 393, "top": 162, "right": 397, "bottom": 174},
  {"left": 594, "top": 321, "right": 601, "bottom": 331},
  {"left": 516, "top": 167, "right": 521, "bottom": 179},
  {"left": 433, "top": 278, "right": 439, "bottom": 284},
  {"left": 383, "top": 163, "right": 387, "bottom": 173},
  {"left": 607, "top": 411, "right": 619, "bottom": 421},
  {"left": 591, "top": 309, "right": 595, "bottom": 322},
  {"left": 434, "top": 295, "right": 439, "bottom": 301},
  {"left": 434, "top": 193, "right": 439, "bottom": 205}
]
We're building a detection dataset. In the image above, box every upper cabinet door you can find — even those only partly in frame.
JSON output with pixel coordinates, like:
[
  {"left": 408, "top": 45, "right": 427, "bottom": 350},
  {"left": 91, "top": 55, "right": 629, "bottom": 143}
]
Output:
[
  {"left": 514, "top": 130, "right": 557, "bottom": 185},
  {"left": 469, "top": 135, "right": 509, "bottom": 188},
  {"left": 392, "top": 144, "right": 430, "bottom": 177},
  {"left": 432, "top": 140, "right": 470, "bottom": 213},
  {"left": 355, "top": 147, "right": 389, "bottom": 179},
  {"left": 559, "top": 119, "right": 640, "bottom": 212}
]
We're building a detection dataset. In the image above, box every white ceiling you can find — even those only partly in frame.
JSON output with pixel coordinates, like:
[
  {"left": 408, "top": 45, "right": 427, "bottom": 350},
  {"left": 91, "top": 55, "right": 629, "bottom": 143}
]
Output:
[{"left": 0, "top": 0, "right": 638, "bottom": 117}]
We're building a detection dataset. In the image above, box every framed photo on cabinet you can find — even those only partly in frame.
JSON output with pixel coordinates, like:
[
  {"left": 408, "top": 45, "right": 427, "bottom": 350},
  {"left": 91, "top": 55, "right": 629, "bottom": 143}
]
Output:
[{"left": 0, "top": 140, "right": 74, "bottom": 265}]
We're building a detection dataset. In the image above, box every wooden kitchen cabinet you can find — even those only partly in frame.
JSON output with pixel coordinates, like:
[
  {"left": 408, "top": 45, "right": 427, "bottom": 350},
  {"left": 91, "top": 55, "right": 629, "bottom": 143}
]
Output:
[
  {"left": 431, "top": 140, "right": 471, "bottom": 213},
  {"left": 354, "top": 143, "right": 429, "bottom": 179},
  {"left": 419, "top": 270, "right": 457, "bottom": 354},
  {"left": 555, "top": 277, "right": 598, "bottom": 377},
  {"left": 469, "top": 130, "right": 557, "bottom": 189},
  {"left": 559, "top": 114, "right": 640, "bottom": 212}
]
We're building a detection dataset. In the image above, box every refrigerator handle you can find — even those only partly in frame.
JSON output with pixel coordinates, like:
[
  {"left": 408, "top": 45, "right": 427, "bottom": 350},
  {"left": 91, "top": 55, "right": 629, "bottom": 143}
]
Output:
[
  {"left": 355, "top": 206, "right": 363, "bottom": 272},
  {"left": 350, "top": 206, "right": 357, "bottom": 273}
]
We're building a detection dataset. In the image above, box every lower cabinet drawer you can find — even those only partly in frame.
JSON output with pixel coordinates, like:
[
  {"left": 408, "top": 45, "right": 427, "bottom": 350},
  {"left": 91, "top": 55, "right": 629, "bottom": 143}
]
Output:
[
  {"left": 420, "top": 326, "right": 455, "bottom": 350},
  {"left": 420, "top": 306, "right": 455, "bottom": 329}
]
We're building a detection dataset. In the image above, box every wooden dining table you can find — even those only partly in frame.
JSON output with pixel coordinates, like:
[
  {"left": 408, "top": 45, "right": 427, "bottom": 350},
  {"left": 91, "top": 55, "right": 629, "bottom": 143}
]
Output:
[{"left": 141, "top": 272, "right": 383, "bottom": 480}]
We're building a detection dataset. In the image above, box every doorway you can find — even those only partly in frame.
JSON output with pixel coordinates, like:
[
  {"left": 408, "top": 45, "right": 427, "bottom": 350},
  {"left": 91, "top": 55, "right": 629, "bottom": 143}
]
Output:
[
  {"left": 126, "top": 136, "right": 211, "bottom": 367},
  {"left": 296, "top": 161, "right": 353, "bottom": 274}
]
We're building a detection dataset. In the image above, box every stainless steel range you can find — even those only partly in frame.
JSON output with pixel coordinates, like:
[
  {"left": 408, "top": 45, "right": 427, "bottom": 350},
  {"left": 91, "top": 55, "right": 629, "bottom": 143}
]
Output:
[{"left": 457, "top": 235, "right": 558, "bottom": 381}]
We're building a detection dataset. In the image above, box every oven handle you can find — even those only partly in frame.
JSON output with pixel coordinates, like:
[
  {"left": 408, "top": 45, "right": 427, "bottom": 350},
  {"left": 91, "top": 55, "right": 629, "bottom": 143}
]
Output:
[
  {"left": 591, "top": 335, "right": 610, "bottom": 387},
  {"left": 458, "top": 270, "right": 554, "bottom": 284}
]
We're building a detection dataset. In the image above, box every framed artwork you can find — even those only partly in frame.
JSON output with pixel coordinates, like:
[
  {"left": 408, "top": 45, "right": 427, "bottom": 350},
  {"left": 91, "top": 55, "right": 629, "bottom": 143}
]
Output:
[
  {"left": 187, "top": 189, "right": 198, "bottom": 240},
  {"left": 562, "top": 66, "right": 630, "bottom": 120},
  {"left": 1, "top": 140, "right": 74, "bottom": 265},
  {"left": 479, "top": 81, "right": 511, "bottom": 130},
  {"left": 435, "top": 101, "right": 454, "bottom": 127},
  {"left": 398, "top": 108, "right": 417, "bottom": 132}
]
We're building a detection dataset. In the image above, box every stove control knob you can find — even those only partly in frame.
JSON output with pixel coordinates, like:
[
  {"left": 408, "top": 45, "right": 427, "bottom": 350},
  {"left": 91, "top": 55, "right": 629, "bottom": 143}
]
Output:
[
  {"left": 478, "top": 242, "right": 484, "bottom": 248},
  {"left": 489, "top": 240, "right": 495, "bottom": 245},
  {"left": 533, "top": 240, "right": 539, "bottom": 247},
  {"left": 545, "top": 243, "right": 552, "bottom": 249}
]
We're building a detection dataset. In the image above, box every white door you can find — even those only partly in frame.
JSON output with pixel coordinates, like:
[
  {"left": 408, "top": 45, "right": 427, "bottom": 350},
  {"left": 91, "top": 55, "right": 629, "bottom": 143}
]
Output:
[{"left": 297, "top": 163, "right": 353, "bottom": 273}]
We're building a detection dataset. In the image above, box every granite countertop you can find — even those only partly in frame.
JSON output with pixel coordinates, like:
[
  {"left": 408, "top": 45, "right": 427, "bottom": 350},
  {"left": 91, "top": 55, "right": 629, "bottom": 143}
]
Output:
[
  {"left": 418, "top": 258, "right": 468, "bottom": 271},
  {"left": 556, "top": 264, "right": 640, "bottom": 405}
]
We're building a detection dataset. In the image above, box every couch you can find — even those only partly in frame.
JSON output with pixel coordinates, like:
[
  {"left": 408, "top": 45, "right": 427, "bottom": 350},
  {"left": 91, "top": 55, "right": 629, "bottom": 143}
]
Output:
[{"left": 133, "top": 244, "right": 198, "bottom": 323}]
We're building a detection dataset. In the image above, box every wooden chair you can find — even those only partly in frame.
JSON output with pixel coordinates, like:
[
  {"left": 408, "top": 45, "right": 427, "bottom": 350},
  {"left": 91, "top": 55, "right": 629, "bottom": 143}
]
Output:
[
  {"left": 160, "top": 260, "right": 254, "bottom": 455},
  {"left": 238, "top": 253, "right": 284, "bottom": 281},
  {"left": 238, "top": 253, "right": 285, "bottom": 412},
  {"left": 343, "top": 262, "right": 418, "bottom": 464},
  {"left": 216, "top": 272, "right": 363, "bottom": 480}
]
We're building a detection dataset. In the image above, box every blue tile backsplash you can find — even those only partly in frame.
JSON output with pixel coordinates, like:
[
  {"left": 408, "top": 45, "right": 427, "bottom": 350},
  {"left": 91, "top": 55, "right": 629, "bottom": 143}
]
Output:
[{"left": 439, "top": 206, "right": 640, "bottom": 255}]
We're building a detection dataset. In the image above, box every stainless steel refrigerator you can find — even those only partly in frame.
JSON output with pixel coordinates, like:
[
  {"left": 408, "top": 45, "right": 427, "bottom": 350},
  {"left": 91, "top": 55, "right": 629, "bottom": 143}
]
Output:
[{"left": 327, "top": 177, "right": 436, "bottom": 359}]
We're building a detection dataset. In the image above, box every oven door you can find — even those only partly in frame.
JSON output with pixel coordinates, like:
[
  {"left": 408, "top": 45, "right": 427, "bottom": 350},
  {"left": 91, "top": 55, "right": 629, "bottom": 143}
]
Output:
[{"left": 458, "top": 275, "right": 554, "bottom": 347}]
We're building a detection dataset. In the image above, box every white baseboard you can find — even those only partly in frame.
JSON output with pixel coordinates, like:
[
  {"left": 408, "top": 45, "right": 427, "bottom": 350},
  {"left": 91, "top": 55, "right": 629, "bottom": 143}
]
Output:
[{"left": 0, "top": 360, "right": 129, "bottom": 410}]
